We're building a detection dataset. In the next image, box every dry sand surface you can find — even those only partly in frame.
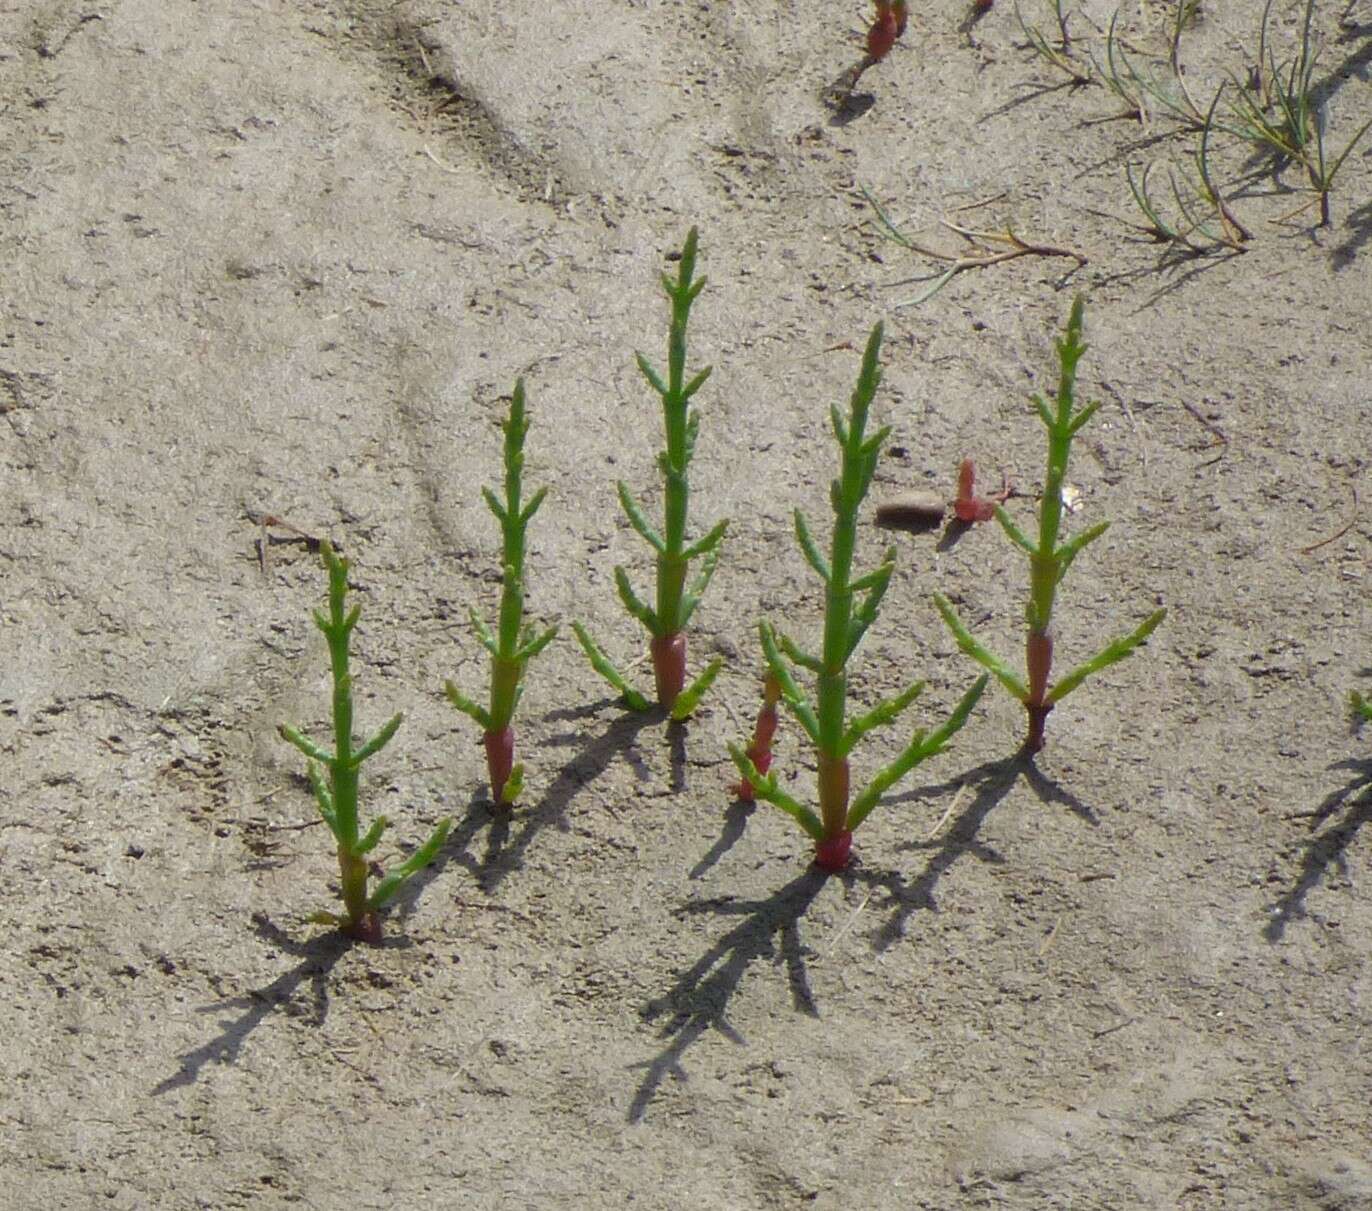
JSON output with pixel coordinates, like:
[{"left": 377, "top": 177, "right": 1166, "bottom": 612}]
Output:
[{"left": 3, "top": 0, "right": 1371, "bottom": 1206}]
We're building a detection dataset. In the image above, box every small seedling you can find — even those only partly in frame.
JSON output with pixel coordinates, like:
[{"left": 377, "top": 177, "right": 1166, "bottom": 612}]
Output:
[
  {"left": 1124, "top": 95, "right": 1251, "bottom": 257},
  {"left": 1015, "top": 0, "right": 1094, "bottom": 87},
  {"left": 934, "top": 297, "right": 1165, "bottom": 754},
  {"left": 867, "top": 0, "right": 908, "bottom": 62},
  {"left": 875, "top": 459, "right": 1011, "bottom": 531},
  {"left": 1095, "top": 5, "right": 1209, "bottom": 130},
  {"left": 954, "top": 458, "right": 1013, "bottom": 524},
  {"left": 1225, "top": 0, "right": 1372, "bottom": 227},
  {"left": 733, "top": 671, "right": 782, "bottom": 803},
  {"left": 574, "top": 228, "right": 727, "bottom": 721},
  {"left": 1352, "top": 690, "right": 1372, "bottom": 725},
  {"left": 824, "top": 0, "right": 908, "bottom": 106},
  {"left": 280, "top": 542, "right": 452, "bottom": 943},
  {"left": 866, "top": 188, "right": 1087, "bottom": 306},
  {"left": 731, "top": 325, "right": 988, "bottom": 870},
  {"left": 445, "top": 380, "right": 558, "bottom": 806}
]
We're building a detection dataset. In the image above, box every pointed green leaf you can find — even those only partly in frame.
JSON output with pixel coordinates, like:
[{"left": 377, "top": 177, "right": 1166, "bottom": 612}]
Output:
[
  {"left": 1032, "top": 392, "right": 1056, "bottom": 431},
  {"left": 351, "top": 711, "right": 403, "bottom": 766},
  {"left": 776, "top": 630, "right": 823, "bottom": 675},
  {"left": 839, "top": 681, "right": 925, "bottom": 758},
  {"left": 519, "top": 485, "right": 549, "bottom": 526},
  {"left": 444, "top": 681, "right": 493, "bottom": 732},
  {"left": 279, "top": 722, "right": 335, "bottom": 767},
  {"left": 618, "top": 482, "right": 666, "bottom": 554},
  {"left": 636, "top": 352, "right": 668, "bottom": 398},
  {"left": 678, "top": 546, "right": 722, "bottom": 629},
  {"left": 861, "top": 424, "right": 892, "bottom": 460},
  {"left": 728, "top": 744, "right": 824, "bottom": 841},
  {"left": 572, "top": 622, "right": 652, "bottom": 711},
  {"left": 500, "top": 763, "right": 525, "bottom": 805},
  {"left": 830, "top": 404, "right": 848, "bottom": 448},
  {"left": 847, "top": 674, "right": 988, "bottom": 830},
  {"left": 1066, "top": 399, "right": 1103, "bottom": 437},
  {"left": 933, "top": 593, "right": 1029, "bottom": 702},
  {"left": 850, "top": 554, "right": 895, "bottom": 597},
  {"left": 683, "top": 517, "right": 728, "bottom": 562},
  {"left": 994, "top": 505, "right": 1038, "bottom": 555},
  {"left": 614, "top": 566, "right": 660, "bottom": 634},
  {"left": 481, "top": 486, "right": 509, "bottom": 525},
  {"left": 367, "top": 817, "right": 453, "bottom": 911},
  {"left": 1054, "top": 520, "right": 1111, "bottom": 581},
  {"left": 1046, "top": 608, "right": 1166, "bottom": 704},
  {"left": 670, "top": 656, "right": 724, "bottom": 720},
  {"left": 469, "top": 608, "right": 499, "bottom": 658},
  {"left": 513, "top": 623, "right": 558, "bottom": 663},
  {"left": 306, "top": 760, "right": 338, "bottom": 834},
  {"left": 355, "top": 814, "right": 388, "bottom": 855},
  {"left": 794, "top": 509, "right": 831, "bottom": 583},
  {"left": 682, "top": 366, "right": 712, "bottom": 401},
  {"left": 759, "top": 623, "right": 821, "bottom": 745}
]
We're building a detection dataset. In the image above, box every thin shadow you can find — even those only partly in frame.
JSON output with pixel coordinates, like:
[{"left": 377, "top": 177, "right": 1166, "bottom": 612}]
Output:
[
  {"left": 438, "top": 702, "right": 660, "bottom": 895},
  {"left": 869, "top": 752, "right": 1099, "bottom": 948},
  {"left": 629, "top": 869, "right": 827, "bottom": 1122},
  {"left": 153, "top": 914, "right": 351, "bottom": 1094},
  {"left": 1133, "top": 248, "right": 1247, "bottom": 306},
  {"left": 935, "top": 517, "right": 974, "bottom": 553},
  {"left": 689, "top": 797, "right": 757, "bottom": 879},
  {"left": 1264, "top": 756, "right": 1372, "bottom": 942},
  {"left": 978, "top": 76, "right": 1088, "bottom": 123},
  {"left": 1332, "top": 199, "right": 1372, "bottom": 270},
  {"left": 668, "top": 720, "right": 688, "bottom": 793}
]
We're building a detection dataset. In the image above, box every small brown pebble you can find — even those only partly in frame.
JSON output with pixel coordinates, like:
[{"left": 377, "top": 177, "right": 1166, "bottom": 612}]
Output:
[{"left": 875, "top": 491, "right": 947, "bottom": 531}]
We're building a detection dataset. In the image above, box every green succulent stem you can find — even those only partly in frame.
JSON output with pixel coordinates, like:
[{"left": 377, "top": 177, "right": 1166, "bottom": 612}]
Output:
[
  {"left": 445, "top": 379, "right": 557, "bottom": 805},
  {"left": 934, "top": 297, "right": 1165, "bottom": 754},
  {"left": 732, "top": 325, "right": 983, "bottom": 869},
  {"left": 579, "top": 227, "right": 727, "bottom": 715},
  {"left": 280, "top": 541, "right": 451, "bottom": 942}
]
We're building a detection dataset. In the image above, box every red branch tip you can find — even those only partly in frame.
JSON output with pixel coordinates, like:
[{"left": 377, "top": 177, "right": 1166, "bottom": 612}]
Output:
[{"left": 954, "top": 458, "right": 1012, "bottom": 524}]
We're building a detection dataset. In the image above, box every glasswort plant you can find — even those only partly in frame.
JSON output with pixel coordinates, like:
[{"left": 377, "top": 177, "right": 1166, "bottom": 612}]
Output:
[
  {"left": 280, "top": 542, "right": 451, "bottom": 943},
  {"left": 574, "top": 227, "right": 727, "bottom": 720},
  {"left": 730, "top": 325, "right": 988, "bottom": 870},
  {"left": 445, "top": 380, "right": 558, "bottom": 806},
  {"left": 934, "top": 297, "right": 1165, "bottom": 754}
]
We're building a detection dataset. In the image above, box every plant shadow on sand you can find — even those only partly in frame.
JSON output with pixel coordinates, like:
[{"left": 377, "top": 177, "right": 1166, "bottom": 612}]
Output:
[
  {"left": 630, "top": 868, "right": 827, "bottom": 1123},
  {"left": 870, "top": 753, "right": 1097, "bottom": 950},
  {"left": 153, "top": 914, "right": 358, "bottom": 1094},
  {"left": 397, "top": 699, "right": 675, "bottom": 906},
  {"left": 630, "top": 752, "right": 1096, "bottom": 1120},
  {"left": 1263, "top": 754, "right": 1372, "bottom": 942}
]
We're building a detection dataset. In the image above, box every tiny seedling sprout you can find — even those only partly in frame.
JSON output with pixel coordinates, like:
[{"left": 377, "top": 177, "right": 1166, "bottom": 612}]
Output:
[
  {"left": 730, "top": 324, "right": 988, "bottom": 870},
  {"left": 445, "top": 379, "right": 558, "bottom": 806},
  {"left": 574, "top": 227, "right": 727, "bottom": 720},
  {"left": 934, "top": 296, "right": 1165, "bottom": 753},
  {"left": 733, "top": 670, "right": 782, "bottom": 804},
  {"left": 279, "top": 542, "right": 452, "bottom": 943}
]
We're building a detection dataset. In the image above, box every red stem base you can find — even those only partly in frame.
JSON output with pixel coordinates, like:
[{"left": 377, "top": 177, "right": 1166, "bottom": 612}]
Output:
[
  {"left": 651, "top": 632, "right": 687, "bottom": 711},
  {"left": 1024, "top": 704, "right": 1052, "bottom": 754},
  {"left": 814, "top": 830, "right": 853, "bottom": 873},
  {"left": 484, "top": 726, "right": 515, "bottom": 806},
  {"left": 344, "top": 911, "right": 383, "bottom": 946}
]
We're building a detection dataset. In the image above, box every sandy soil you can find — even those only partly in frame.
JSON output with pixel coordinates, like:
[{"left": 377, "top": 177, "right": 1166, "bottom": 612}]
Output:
[{"left": 2, "top": 0, "right": 1370, "bottom": 1206}]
